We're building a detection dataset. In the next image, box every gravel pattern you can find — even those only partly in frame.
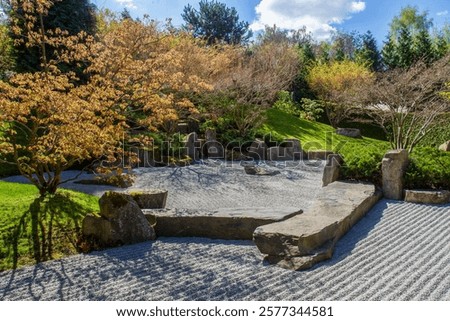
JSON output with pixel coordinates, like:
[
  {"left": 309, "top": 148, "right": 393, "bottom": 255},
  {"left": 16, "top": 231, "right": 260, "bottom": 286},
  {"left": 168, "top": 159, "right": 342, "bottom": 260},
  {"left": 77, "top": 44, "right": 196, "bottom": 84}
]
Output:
[
  {"left": 0, "top": 200, "right": 449, "bottom": 301},
  {"left": 2, "top": 161, "right": 325, "bottom": 211}
]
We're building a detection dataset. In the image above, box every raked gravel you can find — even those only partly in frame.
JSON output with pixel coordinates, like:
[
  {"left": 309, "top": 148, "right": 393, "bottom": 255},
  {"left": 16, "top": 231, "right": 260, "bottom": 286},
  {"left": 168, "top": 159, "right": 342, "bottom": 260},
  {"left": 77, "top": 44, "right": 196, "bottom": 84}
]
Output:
[
  {"left": 0, "top": 200, "right": 449, "bottom": 301},
  {"left": 2, "top": 161, "right": 325, "bottom": 211}
]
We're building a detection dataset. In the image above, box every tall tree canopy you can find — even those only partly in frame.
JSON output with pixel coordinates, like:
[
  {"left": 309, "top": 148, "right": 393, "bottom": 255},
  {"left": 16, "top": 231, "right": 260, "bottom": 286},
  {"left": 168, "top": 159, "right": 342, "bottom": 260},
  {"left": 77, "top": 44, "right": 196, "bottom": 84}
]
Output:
[{"left": 182, "top": 0, "right": 251, "bottom": 45}]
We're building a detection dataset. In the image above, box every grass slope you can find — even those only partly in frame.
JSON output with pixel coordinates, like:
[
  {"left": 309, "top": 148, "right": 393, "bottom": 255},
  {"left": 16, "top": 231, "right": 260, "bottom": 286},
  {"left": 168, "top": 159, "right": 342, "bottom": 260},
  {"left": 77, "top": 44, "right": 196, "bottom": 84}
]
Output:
[
  {"left": 0, "top": 181, "right": 99, "bottom": 271},
  {"left": 261, "top": 109, "right": 390, "bottom": 184},
  {"left": 261, "top": 108, "right": 389, "bottom": 152}
]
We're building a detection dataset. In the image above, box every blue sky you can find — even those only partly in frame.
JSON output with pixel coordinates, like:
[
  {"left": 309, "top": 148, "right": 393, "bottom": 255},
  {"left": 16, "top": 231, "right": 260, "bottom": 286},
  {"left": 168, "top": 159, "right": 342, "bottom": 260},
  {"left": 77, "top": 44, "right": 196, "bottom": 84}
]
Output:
[{"left": 92, "top": 0, "right": 449, "bottom": 45}]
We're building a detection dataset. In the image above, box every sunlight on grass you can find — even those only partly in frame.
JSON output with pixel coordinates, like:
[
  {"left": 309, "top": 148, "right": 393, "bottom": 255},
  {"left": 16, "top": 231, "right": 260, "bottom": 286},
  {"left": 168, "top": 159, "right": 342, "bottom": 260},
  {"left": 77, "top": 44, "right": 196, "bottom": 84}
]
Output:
[
  {"left": 261, "top": 109, "right": 389, "bottom": 151},
  {"left": 0, "top": 181, "right": 99, "bottom": 271}
]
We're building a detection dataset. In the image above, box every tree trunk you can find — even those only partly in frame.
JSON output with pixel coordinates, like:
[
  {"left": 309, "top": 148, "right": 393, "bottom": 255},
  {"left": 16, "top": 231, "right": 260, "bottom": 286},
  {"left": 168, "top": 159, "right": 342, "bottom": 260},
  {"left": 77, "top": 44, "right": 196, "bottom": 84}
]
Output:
[{"left": 30, "top": 197, "right": 44, "bottom": 263}]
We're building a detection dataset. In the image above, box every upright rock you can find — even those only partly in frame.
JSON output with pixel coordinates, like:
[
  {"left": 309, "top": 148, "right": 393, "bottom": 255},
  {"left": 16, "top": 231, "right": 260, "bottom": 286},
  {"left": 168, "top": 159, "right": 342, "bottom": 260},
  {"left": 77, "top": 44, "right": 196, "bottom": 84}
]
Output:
[
  {"left": 185, "top": 132, "right": 200, "bottom": 161},
  {"left": 322, "top": 154, "right": 343, "bottom": 187},
  {"left": 248, "top": 139, "right": 267, "bottom": 161},
  {"left": 382, "top": 149, "right": 409, "bottom": 200},
  {"left": 83, "top": 192, "right": 156, "bottom": 247},
  {"left": 204, "top": 128, "right": 224, "bottom": 158},
  {"left": 283, "top": 139, "right": 303, "bottom": 160}
]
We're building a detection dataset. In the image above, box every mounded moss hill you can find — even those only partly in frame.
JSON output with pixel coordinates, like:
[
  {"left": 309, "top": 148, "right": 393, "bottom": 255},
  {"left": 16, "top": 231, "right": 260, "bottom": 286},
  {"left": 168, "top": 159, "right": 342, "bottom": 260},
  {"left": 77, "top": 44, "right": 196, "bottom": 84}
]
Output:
[{"left": 0, "top": 181, "right": 99, "bottom": 271}]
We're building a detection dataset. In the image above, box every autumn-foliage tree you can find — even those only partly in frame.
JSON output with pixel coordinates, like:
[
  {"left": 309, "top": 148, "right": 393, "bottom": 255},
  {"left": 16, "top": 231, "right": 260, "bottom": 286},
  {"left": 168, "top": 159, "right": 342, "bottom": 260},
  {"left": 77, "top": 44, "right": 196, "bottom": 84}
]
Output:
[
  {"left": 0, "top": 1, "right": 223, "bottom": 264},
  {"left": 4, "top": 0, "right": 96, "bottom": 72},
  {"left": 0, "top": 23, "right": 14, "bottom": 77},
  {"left": 0, "top": 0, "right": 126, "bottom": 197},
  {"left": 0, "top": 3, "right": 222, "bottom": 196},
  {"left": 307, "top": 60, "right": 374, "bottom": 127}
]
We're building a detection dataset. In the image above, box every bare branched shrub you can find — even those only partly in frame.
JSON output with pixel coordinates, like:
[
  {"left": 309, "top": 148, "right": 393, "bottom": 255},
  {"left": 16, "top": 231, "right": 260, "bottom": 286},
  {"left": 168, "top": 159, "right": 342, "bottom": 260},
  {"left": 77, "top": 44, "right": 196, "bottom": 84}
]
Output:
[
  {"left": 205, "top": 42, "right": 300, "bottom": 137},
  {"left": 358, "top": 55, "right": 450, "bottom": 152}
]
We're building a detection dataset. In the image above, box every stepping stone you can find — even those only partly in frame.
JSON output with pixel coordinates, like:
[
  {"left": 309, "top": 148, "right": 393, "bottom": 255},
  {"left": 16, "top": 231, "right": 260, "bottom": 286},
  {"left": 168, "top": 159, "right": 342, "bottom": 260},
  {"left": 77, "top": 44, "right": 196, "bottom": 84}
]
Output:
[
  {"left": 143, "top": 207, "right": 302, "bottom": 240},
  {"left": 253, "top": 181, "right": 381, "bottom": 270}
]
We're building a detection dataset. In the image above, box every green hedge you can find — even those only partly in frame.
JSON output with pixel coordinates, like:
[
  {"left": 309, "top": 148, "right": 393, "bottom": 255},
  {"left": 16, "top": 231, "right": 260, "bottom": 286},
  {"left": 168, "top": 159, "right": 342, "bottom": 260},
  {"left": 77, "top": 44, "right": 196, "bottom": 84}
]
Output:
[
  {"left": 338, "top": 141, "right": 386, "bottom": 186},
  {"left": 339, "top": 145, "right": 450, "bottom": 190},
  {"left": 405, "top": 147, "right": 450, "bottom": 190}
]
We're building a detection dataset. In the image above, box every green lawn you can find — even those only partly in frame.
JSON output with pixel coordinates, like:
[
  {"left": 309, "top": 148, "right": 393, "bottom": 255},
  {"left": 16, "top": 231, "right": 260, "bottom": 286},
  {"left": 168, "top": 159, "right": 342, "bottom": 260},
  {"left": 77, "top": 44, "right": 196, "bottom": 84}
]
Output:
[
  {"left": 0, "top": 181, "right": 99, "bottom": 271},
  {"left": 260, "top": 108, "right": 389, "bottom": 152}
]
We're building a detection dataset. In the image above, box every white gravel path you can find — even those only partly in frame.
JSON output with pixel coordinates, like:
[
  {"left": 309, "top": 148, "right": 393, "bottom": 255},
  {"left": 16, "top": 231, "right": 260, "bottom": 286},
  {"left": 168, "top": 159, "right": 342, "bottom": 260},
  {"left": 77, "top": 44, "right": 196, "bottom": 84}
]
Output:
[{"left": 0, "top": 200, "right": 449, "bottom": 301}]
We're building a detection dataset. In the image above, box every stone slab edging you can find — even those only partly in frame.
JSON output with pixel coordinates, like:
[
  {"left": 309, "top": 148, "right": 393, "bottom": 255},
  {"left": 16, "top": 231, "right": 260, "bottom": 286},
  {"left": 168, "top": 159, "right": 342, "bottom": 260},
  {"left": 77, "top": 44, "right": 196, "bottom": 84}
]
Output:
[
  {"left": 143, "top": 207, "right": 303, "bottom": 240},
  {"left": 404, "top": 190, "right": 450, "bottom": 205},
  {"left": 253, "top": 181, "right": 382, "bottom": 271}
]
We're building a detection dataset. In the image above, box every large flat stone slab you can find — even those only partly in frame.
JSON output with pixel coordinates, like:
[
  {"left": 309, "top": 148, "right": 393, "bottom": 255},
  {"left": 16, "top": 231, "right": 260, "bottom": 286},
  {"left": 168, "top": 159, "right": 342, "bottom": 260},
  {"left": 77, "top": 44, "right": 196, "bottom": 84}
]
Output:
[
  {"left": 143, "top": 207, "right": 302, "bottom": 240},
  {"left": 253, "top": 181, "right": 382, "bottom": 270}
]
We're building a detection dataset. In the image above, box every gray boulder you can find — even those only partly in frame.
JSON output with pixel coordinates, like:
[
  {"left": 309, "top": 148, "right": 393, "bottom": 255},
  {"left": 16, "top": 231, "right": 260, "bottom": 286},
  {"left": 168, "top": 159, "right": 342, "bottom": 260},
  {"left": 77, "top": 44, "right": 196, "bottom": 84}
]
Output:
[
  {"left": 382, "top": 149, "right": 409, "bottom": 200},
  {"left": 439, "top": 141, "right": 450, "bottom": 152},
  {"left": 253, "top": 181, "right": 381, "bottom": 270},
  {"left": 405, "top": 190, "right": 450, "bottom": 204},
  {"left": 244, "top": 166, "right": 280, "bottom": 176},
  {"left": 336, "top": 128, "right": 362, "bottom": 138},
  {"left": 128, "top": 190, "right": 168, "bottom": 209},
  {"left": 83, "top": 192, "right": 155, "bottom": 246}
]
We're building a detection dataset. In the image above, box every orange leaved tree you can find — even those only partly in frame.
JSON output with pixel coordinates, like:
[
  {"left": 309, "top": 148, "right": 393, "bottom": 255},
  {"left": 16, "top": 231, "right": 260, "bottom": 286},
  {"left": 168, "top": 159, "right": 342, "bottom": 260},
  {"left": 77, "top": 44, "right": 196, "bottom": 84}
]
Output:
[
  {"left": 0, "top": 0, "right": 128, "bottom": 196},
  {"left": 0, "top": 2, "right": 219, "bottom": 196}
]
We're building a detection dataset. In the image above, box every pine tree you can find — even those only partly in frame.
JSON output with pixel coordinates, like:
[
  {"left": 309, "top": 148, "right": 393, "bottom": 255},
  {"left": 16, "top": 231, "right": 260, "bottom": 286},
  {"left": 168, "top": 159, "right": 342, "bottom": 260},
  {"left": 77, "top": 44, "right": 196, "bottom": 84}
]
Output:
[
  {"left": 182, "top": 0, "right": 251, "bottom": 45},
  {"left": 356, "top": 31, "right": 382, "bottom": 71},
  {"left": 397, "top": 26, "right": 414, "bottom": 68},
  {"left": 433, "top": 33, "right": 448, "bottom": 60},
  {"left": 381, "top": 36, "right": 399, "bottom": 69},
  {"left": 413, "top": 29, "right": 434, "bottom": 64}
]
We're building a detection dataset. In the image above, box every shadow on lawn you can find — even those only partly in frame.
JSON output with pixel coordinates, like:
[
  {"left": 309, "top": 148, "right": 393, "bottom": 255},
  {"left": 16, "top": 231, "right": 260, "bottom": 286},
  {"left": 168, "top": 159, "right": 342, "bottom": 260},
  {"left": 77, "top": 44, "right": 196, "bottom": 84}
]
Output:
[{"left": 9, "top": 192, "right": 91, "bottom": 270}]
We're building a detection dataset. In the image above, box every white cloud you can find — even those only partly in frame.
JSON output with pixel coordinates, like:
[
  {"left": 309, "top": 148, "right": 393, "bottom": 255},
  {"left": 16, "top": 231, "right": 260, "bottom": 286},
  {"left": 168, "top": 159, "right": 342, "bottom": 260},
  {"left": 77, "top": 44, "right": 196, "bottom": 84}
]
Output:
[
  {"left": 251, "top": 0, "right": 366, "bottom": 40},
  {"left": 115, "top": 0, "right": 137, "bottom": 10},
  {"left": 437, "top": 10, "right": 448, "bottom": 17}
]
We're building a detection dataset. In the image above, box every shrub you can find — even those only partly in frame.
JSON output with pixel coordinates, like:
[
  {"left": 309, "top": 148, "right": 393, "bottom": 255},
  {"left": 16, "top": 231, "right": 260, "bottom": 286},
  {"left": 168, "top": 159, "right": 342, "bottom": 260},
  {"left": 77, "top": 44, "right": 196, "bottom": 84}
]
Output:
[
  {"left": 273, "top": 91, "right": 298, "bottom": 116},
  {"left": 405, "top": 147, "right": 450, "bottom": 190},
  {"left": 339, "top": 142, "right": 385, "bottom": 185},
  {"left": 299, "top": 98, "right": 324, "bottom": 121}
]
